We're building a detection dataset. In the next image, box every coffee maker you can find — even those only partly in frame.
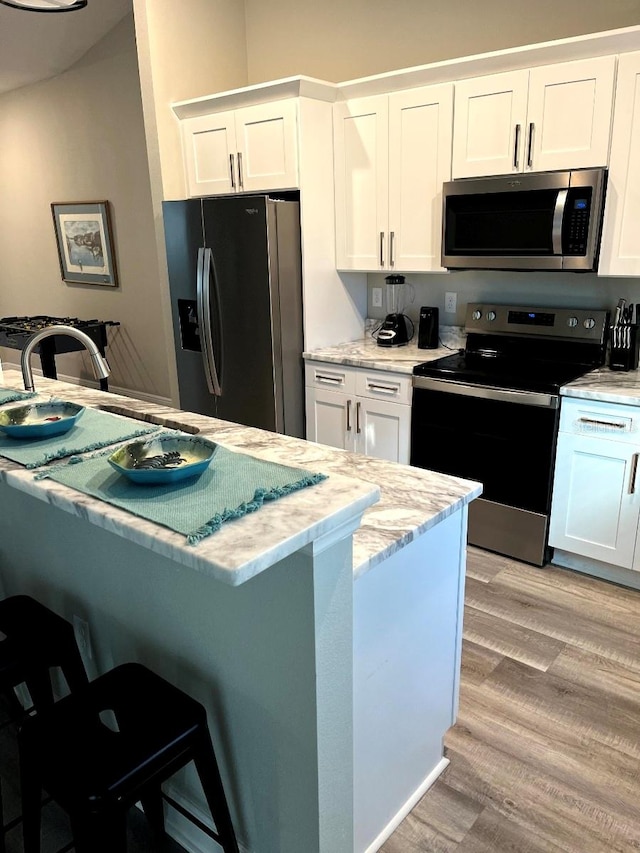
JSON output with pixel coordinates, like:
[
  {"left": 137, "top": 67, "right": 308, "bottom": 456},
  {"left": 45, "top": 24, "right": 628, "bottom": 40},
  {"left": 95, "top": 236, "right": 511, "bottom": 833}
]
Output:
[{"left": 376, "top": 275, "right": 414, "bottom": 347}]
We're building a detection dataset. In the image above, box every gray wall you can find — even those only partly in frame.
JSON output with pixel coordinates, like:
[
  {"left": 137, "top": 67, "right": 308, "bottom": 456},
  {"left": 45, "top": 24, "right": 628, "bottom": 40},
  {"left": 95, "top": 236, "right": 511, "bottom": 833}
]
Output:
[{"left": 0, "top": 15, "right": 171, "bottom": 400}]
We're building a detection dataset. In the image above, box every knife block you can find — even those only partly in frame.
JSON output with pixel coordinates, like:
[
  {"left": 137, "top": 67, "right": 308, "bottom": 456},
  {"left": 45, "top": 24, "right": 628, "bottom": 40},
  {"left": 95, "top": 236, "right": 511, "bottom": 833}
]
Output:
[{"left": 610, "top": 324, "right": 640, "bottom": 371}]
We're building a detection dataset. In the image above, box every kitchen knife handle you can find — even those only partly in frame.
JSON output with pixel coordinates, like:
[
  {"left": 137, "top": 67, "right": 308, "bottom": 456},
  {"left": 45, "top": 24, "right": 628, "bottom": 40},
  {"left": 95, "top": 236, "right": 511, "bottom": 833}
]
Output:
[
  {"left": 346, "top": 399, "right": 352, "bottom": 432},
  {"left": 513, "top": 123, "right": 521, "bottom": 169},
  {"left": 527, "top": 122, "right": 535, "bottom": 168},
  {"left": 229, "top": 154, "right": 236, "bottom": 190},
  {"left": 379, "top": 232, "right": 385, "bottom": 267},
  {"left": 629, "top": 452, "right": 639, "bottom": 495}
]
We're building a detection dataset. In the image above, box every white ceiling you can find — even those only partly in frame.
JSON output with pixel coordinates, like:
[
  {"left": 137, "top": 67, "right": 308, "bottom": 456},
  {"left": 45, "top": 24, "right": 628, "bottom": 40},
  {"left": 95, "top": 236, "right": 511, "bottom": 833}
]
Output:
[{"left": 0, "top": 0, "right": 132, "bottom": 96}]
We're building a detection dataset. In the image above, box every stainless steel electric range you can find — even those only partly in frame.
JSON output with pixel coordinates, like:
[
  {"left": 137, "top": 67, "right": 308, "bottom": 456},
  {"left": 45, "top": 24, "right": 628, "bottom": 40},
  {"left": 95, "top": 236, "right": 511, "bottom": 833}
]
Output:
[{"left": 410, "top": 303, "right": 609, "bottom": 566}]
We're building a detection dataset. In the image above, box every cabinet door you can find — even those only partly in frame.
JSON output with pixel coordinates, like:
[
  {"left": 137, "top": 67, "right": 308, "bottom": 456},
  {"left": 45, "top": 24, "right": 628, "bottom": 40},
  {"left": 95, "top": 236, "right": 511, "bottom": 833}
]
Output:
[
  {"left": 527, "top": 56, "right": 615, "bottom": 173},
  {"left": 452, "top": 70, "right": 528, "bottom": 178},
  {"left": 599, "top": 51, "right": 640, "bottom": 277},
  {"left": 355, "top": 397, "right": 411, "bottom": 464},
  {"left": 181, "top": 111, "right": 237, "bottom": 197},
  {"left": 234, "top": 100, "right": 299, "bottom": 192},
  {"left": 388, "top": 84, "right": 453, "bottom": 272},
  {"left": 334, "top": 95, "right": 389, "bottom": 270},
  {"left": 549, "top": 433, "right": 640, "bottom": 569},
  {"left": 305, "top": 386, "right": 354, "bottom": 451}
]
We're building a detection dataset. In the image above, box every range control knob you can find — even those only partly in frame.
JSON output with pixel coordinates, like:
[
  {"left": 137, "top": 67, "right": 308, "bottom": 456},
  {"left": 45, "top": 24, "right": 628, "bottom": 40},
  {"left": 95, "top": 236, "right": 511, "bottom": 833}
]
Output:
[
  {"left": 487, "top": 310, "right": 497, "bottom": 321},
  {"left": 472, "top": 309, "right": 483, "bottom": 321},
  {"left": 583, "top": 317, "right": 596, "bottom": 330},
  {"left": 567, "top": 316, "right": 578, "bottom": 328}
]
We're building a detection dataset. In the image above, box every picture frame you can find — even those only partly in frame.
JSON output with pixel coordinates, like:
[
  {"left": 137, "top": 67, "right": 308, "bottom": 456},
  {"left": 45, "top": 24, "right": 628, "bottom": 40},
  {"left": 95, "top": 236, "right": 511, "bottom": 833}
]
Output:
[{"left": 51, "top": 201, "right": 118, "bottom": 287}]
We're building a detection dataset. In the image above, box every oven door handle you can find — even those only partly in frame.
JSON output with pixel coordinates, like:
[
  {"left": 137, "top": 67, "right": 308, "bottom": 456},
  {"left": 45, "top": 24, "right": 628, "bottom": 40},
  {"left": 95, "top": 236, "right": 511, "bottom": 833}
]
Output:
[{"left": 412, "top": 376, "right": 559, "bottom": 409}]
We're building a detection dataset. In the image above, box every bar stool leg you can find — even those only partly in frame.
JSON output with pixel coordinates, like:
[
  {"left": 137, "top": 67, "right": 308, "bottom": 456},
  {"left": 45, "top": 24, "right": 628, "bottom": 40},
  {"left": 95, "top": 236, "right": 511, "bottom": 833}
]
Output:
[
  {"left": 71, "top": 810, "right": 127, "bottom": 853},
  {"left": 18, "top": 738, "right": 42, "bottom": 853},
  {"left": 0, "top": 778, "right": 6, "bottom": 853},
  {"left": 140, "top": 784, "right": 167, "bottom": 843},
  {"left": 192, "top": 727, "right": 239, "bottom": 853}
]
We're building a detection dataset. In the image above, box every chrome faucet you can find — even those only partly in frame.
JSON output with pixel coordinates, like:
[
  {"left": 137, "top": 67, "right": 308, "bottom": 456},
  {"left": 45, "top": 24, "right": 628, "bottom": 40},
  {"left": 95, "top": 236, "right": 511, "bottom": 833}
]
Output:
[{"left": 21, "top": 325, "right": 110, "bottom": 391}]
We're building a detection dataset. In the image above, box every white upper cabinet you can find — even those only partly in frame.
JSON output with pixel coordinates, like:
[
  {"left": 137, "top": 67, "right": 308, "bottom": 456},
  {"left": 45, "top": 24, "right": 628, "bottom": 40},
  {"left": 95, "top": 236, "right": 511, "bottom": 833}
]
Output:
[
  {"left": 599, "top": 51, "right": 640, "bottom": 277},
  {"left": 334, "top": 84, "right": 453, "bottom": 272},
  {"left": 181, "top": 99, "right": 299, "bottom": 197},
  {"left": 452, "top": 56, "right": 616, "bottom": 178}
]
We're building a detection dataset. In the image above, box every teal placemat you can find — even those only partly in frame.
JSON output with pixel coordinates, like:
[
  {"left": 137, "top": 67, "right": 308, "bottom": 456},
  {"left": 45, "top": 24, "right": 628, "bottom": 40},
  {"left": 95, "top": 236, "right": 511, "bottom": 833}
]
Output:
[
  {"left": 0, "top": 407, "right": 159, "bottom": 468},
  {"left": 0, "top": 388, "right": 36, "bottom": 405},
  {"left": 39, "top": 441, "right": 328, "bottom": 545}
]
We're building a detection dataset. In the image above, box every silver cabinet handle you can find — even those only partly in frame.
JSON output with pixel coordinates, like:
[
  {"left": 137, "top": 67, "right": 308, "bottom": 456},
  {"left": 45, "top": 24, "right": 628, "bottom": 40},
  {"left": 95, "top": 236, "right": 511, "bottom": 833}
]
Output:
[
  {"left": 346, "top": 399, "right": 352, "bottom": 432},
  {"left": 513, "top": 123, "right": 521, "bottom": 169},
  {"left": 196, "top": 248, "right": 222, "bottom": 396},
  {"left": 577, "top": 417, "right": 626, "bottom": 430},
  {"left": 389, "top": 231, "right": 395, "bottom": 267},
  {"left": 379, "top": 232, "right": 385, "bottom": 267},
  {"left": 237, "top": 151, "right": 244, "bottom": 190},
  {"left": 356, "top": 401, "right": 361, "bottom": 434},
  {"left": 527, "top": 122, "right": 535, "bottom": 168},
  {"left": 316, "top": 373, "right": 344, "bottom": 385},
  {"left": 367, "top": 382, "right": 398, "bottom": 395},
  {"left": 229, "top": 153, "right": 236, "bottom": 190},
  {"left": 629, "top": 452, "right": 639, "bottom": 494}
]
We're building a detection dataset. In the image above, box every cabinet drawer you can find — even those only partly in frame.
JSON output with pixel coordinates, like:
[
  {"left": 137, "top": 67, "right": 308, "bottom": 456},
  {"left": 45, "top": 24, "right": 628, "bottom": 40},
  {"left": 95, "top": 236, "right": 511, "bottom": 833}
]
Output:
[
  {"left": 559, "top": 397, "right": 640, "bottom": 443},
  {"left": 355, "top": 371, "right": 412, "bottom": 404},
  {"left": 305, "top": 362, "right": 356, "bottom": 393}
]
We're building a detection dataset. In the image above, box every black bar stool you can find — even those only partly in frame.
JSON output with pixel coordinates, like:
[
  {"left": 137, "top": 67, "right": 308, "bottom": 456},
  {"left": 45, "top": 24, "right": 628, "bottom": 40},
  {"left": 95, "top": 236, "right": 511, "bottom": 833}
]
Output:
[
  {"left": 0, "top": 594, "right": 89, "bottom": 853},
  {"left": 18, "top": 661, "right": 239, "bottom": 853}
]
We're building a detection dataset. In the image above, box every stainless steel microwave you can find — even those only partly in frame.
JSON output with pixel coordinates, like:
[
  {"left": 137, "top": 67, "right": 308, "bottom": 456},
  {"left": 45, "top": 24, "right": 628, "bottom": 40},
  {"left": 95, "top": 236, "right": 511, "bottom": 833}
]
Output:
[{"left": 441, "top": 168, "right": 607, "bottom": 272}]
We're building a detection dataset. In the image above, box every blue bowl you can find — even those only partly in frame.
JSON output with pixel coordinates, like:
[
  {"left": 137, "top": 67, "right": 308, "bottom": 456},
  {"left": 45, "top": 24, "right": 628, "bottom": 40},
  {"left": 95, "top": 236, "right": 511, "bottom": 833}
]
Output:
[
  {"left": 108, "top": 435, "right": 218, "bottom": 485},
  {"left": 0, "top": 401, "right": 84, "bottom": 439}
]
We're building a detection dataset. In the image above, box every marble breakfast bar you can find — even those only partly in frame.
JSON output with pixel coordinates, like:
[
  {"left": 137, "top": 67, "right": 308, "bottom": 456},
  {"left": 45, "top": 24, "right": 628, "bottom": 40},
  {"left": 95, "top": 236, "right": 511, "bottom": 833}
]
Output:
[{"left": 0, "top": 368, "right": 480, "bottom": 853}]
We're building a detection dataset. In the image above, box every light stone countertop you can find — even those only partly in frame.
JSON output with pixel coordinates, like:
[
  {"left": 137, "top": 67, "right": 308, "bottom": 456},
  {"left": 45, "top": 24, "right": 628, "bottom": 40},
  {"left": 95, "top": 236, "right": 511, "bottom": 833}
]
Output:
[
  {"left": 562, "top": 367, "right": 640, "bottom": 407},
  {"left": 0, "top": 368, "right": 481, "bottom": 584},
  {"left": 303, "top": 328, "right": 463, "bottom": 374}
]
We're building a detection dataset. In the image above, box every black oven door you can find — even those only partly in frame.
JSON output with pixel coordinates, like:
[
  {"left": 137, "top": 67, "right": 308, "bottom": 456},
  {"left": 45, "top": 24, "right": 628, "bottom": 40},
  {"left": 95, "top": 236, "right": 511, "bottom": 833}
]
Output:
[{"left": 410, "top": 379, "right": 560, "bottom": 564}]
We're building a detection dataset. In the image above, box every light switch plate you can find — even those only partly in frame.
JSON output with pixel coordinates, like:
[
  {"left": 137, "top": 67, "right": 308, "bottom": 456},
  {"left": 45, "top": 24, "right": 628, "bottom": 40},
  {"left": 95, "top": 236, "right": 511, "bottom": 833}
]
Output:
[{"left": 372, "top": 287, "right": 383, "bottom": 308}]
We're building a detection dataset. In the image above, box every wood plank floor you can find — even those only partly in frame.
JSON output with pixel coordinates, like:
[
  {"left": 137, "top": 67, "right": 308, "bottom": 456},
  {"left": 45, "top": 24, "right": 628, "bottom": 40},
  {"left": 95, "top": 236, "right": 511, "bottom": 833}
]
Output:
[
  {"left": 2, "top": 546, "right": 639, "bottom": 851},
  {"left": 381, "top": 546, "right": 640, "bottom": 853}
]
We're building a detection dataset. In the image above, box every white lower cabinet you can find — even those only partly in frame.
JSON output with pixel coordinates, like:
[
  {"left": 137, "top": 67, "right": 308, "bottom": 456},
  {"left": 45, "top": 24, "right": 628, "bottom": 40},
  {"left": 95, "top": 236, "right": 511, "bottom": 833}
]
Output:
[
  {"left": 305, "top": 361, "right": 411, "bottom": 463},
  {"left": 549, "top": 397, "right": 640, "bottom": 570}
]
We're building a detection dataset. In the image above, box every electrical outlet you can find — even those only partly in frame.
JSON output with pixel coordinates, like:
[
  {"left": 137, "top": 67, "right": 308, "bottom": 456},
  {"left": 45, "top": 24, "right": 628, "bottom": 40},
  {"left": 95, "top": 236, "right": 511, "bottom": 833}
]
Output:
[
  {"left": 73, "top": 614, "right": 93, "bottom": 661},
  {"left": 372, "top": 287, "right": 383, "bottom": 308},
  {"left": 445, "top": 291, "right": 457, "bottom": 314}
]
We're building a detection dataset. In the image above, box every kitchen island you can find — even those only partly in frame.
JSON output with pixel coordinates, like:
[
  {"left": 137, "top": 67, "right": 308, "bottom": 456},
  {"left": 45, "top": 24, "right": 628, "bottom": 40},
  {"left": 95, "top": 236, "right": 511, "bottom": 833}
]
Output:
[{"left": 0, "top": 368, "right": 480, "bottom": 853}]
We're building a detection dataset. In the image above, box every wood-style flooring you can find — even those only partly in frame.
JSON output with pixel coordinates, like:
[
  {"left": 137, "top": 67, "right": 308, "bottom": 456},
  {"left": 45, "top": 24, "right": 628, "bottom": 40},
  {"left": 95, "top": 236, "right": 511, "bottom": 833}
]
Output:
[
  {"left": 381, "top": 547, "right": 640, "bottom": 853},
  {"left": 2, "top": 546, "right": 639, "bottom": 851}
]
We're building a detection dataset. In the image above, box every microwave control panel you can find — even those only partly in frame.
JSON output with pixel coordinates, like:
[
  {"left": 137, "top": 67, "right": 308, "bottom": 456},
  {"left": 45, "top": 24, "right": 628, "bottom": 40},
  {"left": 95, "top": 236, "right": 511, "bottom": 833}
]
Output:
[{"left": 563, "top": 188, "right": 593, "bottom": 256}]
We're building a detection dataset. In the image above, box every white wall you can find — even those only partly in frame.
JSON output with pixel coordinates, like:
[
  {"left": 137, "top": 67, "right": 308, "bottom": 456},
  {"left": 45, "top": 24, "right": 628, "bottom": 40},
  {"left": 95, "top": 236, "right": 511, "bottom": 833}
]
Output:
[{"left": 0, "top": 15, "right": 171, "bottom": 399}]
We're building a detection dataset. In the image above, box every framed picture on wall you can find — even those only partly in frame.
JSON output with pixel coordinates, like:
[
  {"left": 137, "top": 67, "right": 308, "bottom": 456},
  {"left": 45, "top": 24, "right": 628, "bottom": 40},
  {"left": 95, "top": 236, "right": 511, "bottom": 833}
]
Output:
[{"left": 51, "top": 201, "right": 118, "bottom": 287}]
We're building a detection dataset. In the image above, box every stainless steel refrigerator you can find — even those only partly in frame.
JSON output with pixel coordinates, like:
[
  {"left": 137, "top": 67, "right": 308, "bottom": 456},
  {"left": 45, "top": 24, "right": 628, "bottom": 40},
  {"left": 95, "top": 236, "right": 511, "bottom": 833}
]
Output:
[{"left": 162, "top": 195, "right": 304, "bottom": 437}]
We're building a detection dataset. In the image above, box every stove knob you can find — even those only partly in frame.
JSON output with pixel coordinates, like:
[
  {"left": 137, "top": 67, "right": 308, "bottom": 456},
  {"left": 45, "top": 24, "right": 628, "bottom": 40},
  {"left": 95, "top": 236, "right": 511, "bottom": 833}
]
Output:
[
  {"left": 583, "top": 317, "right": 596, "bottom": 330},
  {"left": 472, "top": 309, "right": 483, "bottom": 321},
  {"left": 567, "top": 316, "right": 578, "bottom": 328},
  {"left": 487, "top": 311, "right": 497, "bottom": 321}
]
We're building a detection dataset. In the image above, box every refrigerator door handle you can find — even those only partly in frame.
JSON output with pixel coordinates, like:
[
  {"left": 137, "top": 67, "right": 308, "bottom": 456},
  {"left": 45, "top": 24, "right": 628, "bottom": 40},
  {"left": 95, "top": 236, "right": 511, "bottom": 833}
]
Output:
[{"left": 196, "top": 247, "right": 222, "bottom": 396}]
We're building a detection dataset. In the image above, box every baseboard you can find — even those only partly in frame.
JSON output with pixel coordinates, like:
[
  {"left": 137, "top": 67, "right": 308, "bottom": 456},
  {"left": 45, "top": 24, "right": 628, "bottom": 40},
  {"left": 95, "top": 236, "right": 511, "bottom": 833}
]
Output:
[
  {"left": 20, "top": 365, "right": 173, "bottom": 407},
  {"left": 552, "top": 549, "right": 640, "bottom": 591},
  {"left": 361, "top": 757, "right": 450, "bottom": 853}
]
